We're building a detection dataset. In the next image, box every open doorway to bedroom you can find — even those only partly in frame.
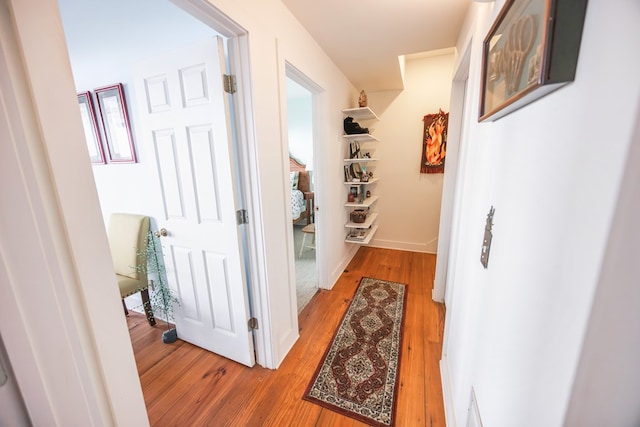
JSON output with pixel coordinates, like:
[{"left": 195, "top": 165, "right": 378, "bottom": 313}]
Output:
[{"left": 285, "top": 76, "right": 318, "bottom": 312}]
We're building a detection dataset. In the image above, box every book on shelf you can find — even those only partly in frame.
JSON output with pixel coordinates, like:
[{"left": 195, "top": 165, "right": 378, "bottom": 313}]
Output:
[{"left": 346, "top": 228, "right": 371, "bottom": 241}]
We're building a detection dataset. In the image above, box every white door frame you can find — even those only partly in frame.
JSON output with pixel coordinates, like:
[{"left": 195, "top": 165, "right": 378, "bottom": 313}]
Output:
[
  {"left": 2, "top": 0, "right": 149, "bottom": 423},
  {"left": 433, "top": 41, "right": 472, "bottom": 304},
  {"left": 281, "top": 62, "right": 327, "bottom": 313},
  {"left": 2, "top": 0, "right": 273, "bottom": 425}
]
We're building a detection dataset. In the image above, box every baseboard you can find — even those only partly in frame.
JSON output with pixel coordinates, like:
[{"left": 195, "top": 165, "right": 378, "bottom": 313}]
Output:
[
  {"left": 369, "top": 237, "right": 438, "bottom": 254},
  {"left": 124, "top": 294, "right": 142, "bottom": 311},
  {"left": 440, "top": 355, "right": 457, "bottom": 427},
  {"left": 432, "top": 285, "right": 445, "bottom": 303},
  {"left": 328, "top": 244, "right": 359, "bottom": 289},
  {"left": 124, "top": 294, "right": 174, "bottom": 323}
]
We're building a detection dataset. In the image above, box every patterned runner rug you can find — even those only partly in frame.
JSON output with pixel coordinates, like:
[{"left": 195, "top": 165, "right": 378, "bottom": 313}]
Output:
[{"left": 303, "top": 277, "right": 407, "bottom": 426}]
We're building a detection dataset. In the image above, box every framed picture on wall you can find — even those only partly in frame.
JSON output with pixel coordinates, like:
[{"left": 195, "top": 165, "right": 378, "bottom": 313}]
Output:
[
  {"left": 77, "top": 91, "right": 106, "bottom": 164},
  {"left": 479, "top": 0, "right": 588, "bottom": 121},
  {"left": 95, "top": 83, "right": 137, "bottom": 163}
]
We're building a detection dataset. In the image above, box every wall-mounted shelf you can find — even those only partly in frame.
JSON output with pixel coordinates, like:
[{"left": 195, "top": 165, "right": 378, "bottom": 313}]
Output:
[
  {"left": 345, "top": 213, "right": 378, "bottom": 229},
  {"left": 345, "top": 225, "right": 379, "bottom": 245},
  {"left": 342, "top": 134, "right": 379, "bottom": 143},
  {"left": 342, "top": 105, "right": 380, "bottom": 246},
  {"left": 343, "top": 158, "right": 378, "bottom": 164},
  {"left": 342, "top": 107, "right": 379, "bottom": 121},
  {"left": 343, "top": 177, "right": 379, "bottom": 185},
  {"left": 345, "top": 195, "right": 379, "bottom": 208}
]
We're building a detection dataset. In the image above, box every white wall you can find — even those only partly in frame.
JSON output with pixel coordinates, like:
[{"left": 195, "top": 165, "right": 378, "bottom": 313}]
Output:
[
  {"left": 59, "top": 0, "right": 218, "bottom": 228},
  {"left": 441, "top": 0, "right": 640, "bottom": 426},
  {"left": 563, "top": 98, "right": 640, "bottom": 426},
  {"left": 286, "top": 80, "right": 314, "bottom": 169},
  {"left": 367, "top": 53, "right": 454, "bottom": 252}
]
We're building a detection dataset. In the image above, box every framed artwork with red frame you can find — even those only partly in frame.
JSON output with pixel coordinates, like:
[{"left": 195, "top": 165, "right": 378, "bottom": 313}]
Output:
[
  {"left": 95, "top": 83, "right": 137, "bottom": 163},
  {"left": 77, "top": 91, "right": 106, "bottom": 164}
]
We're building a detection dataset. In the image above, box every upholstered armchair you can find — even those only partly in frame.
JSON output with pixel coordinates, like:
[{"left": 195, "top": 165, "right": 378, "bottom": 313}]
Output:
[{"left": 107, "top": 213, "right": 155, "bottom": 326}]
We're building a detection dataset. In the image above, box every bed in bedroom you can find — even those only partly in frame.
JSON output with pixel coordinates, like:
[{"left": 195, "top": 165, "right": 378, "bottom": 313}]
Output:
[{"left": 289, "top": 157, "right": 314, "bottom": 225}]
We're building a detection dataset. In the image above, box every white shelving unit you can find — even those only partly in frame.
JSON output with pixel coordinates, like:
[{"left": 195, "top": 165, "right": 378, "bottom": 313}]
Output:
[{"left": 342, "top": 106, "right": 380, "bottom": 245}]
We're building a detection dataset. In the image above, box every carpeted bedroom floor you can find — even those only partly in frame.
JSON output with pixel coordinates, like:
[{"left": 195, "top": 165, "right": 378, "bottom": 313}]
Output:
[{"left": 293, "top": 223, "right": 318, "bottom": 312}]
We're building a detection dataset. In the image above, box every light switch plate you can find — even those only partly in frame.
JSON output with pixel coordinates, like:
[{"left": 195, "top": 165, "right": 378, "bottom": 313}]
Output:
[{"left": 480, "top": 206, "right": 495, "bottom": 269}]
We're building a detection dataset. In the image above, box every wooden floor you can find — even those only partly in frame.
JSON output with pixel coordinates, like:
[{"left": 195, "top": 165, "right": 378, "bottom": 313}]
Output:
[{"left": 127, "top": 247, "right": 446, "bottom": 426}]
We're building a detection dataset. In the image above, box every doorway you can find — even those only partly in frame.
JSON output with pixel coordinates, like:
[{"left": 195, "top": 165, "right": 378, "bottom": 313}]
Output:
[
  {"left": 285, "top": 76, "right": 318, "bottom": 312},
  {"left": 57, "top": 0, "right": 269, "bottom": 366}
]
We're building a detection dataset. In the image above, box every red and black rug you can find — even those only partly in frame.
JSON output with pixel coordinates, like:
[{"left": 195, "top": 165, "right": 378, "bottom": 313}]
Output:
[{"left": 303, "top": 277, "right": 407, "bottom": 426}]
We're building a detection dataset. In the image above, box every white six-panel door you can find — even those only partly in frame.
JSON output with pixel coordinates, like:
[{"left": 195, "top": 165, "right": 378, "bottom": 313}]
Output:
[{"left": 133, "top": 37, "right": 254, "bottom": 367}]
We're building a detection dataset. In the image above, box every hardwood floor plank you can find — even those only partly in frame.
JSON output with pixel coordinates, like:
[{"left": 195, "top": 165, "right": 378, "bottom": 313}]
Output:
[
  {"left": 125, "top": 247, "right": 446, "bottom": 426},
  {"left": 396, "top": 252, "right": 428, "bottom": 426}
]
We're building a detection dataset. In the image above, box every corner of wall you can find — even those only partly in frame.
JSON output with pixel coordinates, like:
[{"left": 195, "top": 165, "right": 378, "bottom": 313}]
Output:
[{"left": 328, "top": 244, "right": 359, "bottom": 290}]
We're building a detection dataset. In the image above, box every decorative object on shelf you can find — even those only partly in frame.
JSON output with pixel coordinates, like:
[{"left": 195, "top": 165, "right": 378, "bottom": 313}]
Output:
[
  {"left": 344, "top": 117, "right": 369, "bottom": 135},
  {"left": 349, "top": 186, "right": 359, "bottom": 200},
  {"left": 95, "top": 83, "right": 137, "bottom": 163},
  {"left": 346, "top": 229, "right": 369, "bottom": 241},
  {"left": 479, "top": 0, "right": 588, "bottom": 122},
  {"left": 349, "top": 141, "right": 362, "bottom": 159},
  {"left": 420, "top": 109, "right": 449, "bottom": 174},
  {"left": 358, "top": 90, "right": 368, "bottom": 107},
  {"left": 77, "top": 92, "right": 106, "bottom": 164},
  {"left": 347, "top": 192, "right": 355, "bottom": 203},
  {"left": 350, "top": 162, "right": 363, "bottom": 180},
  {"left": 350, "top": 209, "right": 367, "bottom": 223},
  {"left": 366, "top": 190, "right": 371, "bottom": 198}
]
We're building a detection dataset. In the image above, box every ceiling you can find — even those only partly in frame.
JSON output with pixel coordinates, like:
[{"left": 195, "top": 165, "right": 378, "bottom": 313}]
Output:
[
  {"left": 281, "top": 0, "right": 472, "bottom": 92},
  {"left": 59, "top": 0, "right": 472, "bottom": 94}
]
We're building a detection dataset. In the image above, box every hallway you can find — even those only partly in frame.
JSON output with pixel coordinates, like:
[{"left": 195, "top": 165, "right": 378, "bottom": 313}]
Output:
[{"left": 127, "top": 247, "right": 445, "bottom": 426}]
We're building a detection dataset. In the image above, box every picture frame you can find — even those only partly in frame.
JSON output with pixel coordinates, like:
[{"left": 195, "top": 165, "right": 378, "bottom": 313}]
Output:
[
  {"left": 77, "top": 91, "right": 105, "bottom": 164},
  {"left": 95, "top": 83, "right": 137, "bottom": 163},
  {"left": 479, "top": 0, "right": 588, "bottom": 122},
  {"left": 350, "top": 141, "right": 362, "bottom": 159},
  {"left": 349, "top": 186, "right": 359, "bottom": 199},
  {"left": 344, "top": 165, "right": 353, "bottom": 183}
]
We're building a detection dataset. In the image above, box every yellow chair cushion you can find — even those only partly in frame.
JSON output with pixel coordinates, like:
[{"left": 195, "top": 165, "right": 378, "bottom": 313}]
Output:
[
  {"left": 117, "top": 274, "right": 147, "bottom": 298},
  {"left": 108, "top": 213, "right": 149, "bottom": 280}
]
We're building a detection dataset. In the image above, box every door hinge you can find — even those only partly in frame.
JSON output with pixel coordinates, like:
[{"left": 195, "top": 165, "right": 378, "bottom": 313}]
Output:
[
  {"left": 223, "top": 74, "right": 237, "bottom": 94},
  {"left": 236, "top": 209, "right": 248, "bottom": 225},
  {"left": 248, "top": 317, "right": 259, "bottom": 330}
]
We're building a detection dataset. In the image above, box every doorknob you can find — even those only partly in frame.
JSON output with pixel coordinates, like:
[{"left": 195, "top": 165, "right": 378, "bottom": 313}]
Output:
[{"left": 154, "top": 228, "right": 168, "bottom": 238}]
